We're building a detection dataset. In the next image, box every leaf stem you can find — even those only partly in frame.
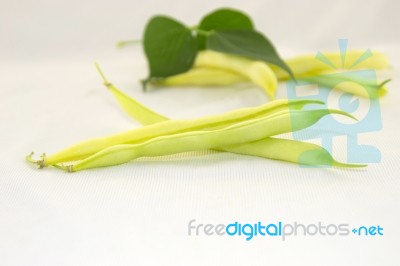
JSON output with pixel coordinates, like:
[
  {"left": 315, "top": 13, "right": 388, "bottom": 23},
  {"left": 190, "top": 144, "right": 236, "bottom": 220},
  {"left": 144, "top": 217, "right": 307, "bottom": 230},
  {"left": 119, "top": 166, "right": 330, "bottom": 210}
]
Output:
[
  {"left": 116, "top": 39, "right": 142, "bottom": 48},
  {"left": 189, "top": 25, "right": 213, "bottom": 37},
  {"left": 196, "top": 29, "right": 213, "bottom": 37}
]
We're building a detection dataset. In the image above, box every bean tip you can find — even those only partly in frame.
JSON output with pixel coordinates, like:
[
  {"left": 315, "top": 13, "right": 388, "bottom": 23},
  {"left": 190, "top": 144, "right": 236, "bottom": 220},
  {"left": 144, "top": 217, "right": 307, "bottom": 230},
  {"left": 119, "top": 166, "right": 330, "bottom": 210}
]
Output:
[
  {"left": 329, "top": 109, "right": 358, "bottom": 121},
  {"left": 94, "top": 62, "right": 111, "bottom": 87},
  {"left": 312, "top": 100, "right": 325, "bottom": 105},
  {"left": 333, "top": 161, "right": 368, "bottom": 168}
]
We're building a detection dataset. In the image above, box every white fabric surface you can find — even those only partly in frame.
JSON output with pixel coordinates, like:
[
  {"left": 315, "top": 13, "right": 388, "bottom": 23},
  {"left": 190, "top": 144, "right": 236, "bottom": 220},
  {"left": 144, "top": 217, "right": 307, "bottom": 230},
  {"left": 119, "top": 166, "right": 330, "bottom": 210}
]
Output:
[{"left": 1, "top": 0, "right": 400, "bottom": 265}]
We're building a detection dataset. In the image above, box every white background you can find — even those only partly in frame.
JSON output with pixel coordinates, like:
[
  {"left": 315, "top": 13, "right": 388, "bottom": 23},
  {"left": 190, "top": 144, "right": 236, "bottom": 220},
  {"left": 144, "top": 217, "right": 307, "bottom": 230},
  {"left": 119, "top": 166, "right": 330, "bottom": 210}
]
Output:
[{"left": 1, "top": 0, "right": 400, "bottom": 265}]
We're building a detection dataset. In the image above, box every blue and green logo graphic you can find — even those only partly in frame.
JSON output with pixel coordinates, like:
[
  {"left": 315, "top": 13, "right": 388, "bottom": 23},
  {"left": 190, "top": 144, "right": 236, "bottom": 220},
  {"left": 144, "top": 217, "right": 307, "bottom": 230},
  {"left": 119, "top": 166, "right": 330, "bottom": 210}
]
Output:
[{"left": 286, "top": 39, "right": 384, "bottom": 164}]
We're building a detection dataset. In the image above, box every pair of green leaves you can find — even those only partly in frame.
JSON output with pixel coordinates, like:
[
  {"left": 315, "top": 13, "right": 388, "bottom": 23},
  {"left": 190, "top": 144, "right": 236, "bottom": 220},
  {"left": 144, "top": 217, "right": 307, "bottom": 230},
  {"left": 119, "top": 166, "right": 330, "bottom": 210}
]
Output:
[{"left": 143, "top": 8, "right": 294, "bottom": 82}]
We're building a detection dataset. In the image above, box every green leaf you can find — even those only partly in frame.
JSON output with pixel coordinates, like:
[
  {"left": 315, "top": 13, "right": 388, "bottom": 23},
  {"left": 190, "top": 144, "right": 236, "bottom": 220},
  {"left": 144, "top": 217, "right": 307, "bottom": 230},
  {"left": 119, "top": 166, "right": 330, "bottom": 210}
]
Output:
[
  {"left": 199, "top": 8, "right": 253, "bottom": 31},
  {"left": 197, "top": 8, "right": 254, "bottom": 50},
  {"left": 207, "top": 29, "right": 294, "bottom": 80},
  {"left": 143, "top": 16, "right": 197, "bottom": 80}
]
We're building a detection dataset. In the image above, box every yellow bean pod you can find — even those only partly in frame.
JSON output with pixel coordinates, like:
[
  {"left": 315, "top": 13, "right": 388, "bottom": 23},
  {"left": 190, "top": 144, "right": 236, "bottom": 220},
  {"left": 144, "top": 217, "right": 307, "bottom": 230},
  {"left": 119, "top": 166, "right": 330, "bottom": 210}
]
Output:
[
  {"left": 96, "top": 64, "right": 168, "bottom": 125},
  {"left": 194, "top": 50, "right": 278, "bottom": 99},
  {"left": 150, "top": 50, "right": 389, "bottom": 98},
  {"left": 31, "top": 97, "right": 322, "bottom": 167},
  {"left": 60, "top": 108, "right": 354, "bottom": 172},
  {"left": 221, "top": 138, "right": 364, "bottom": 168},
  {"left": 100, "top": 76, "right": 363, "bottom": 168},
  {"left": 270, "top": 50, "right": 390, "bottom": 80},
  {"left": 151, "top": 67, "right": 389, "bottom": 98},
  {"left": 151, "top": 67, "right": 247, "bottom": 87},
  {"left": 299, "top": 72, "right": 389, "bottom": 98}
]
